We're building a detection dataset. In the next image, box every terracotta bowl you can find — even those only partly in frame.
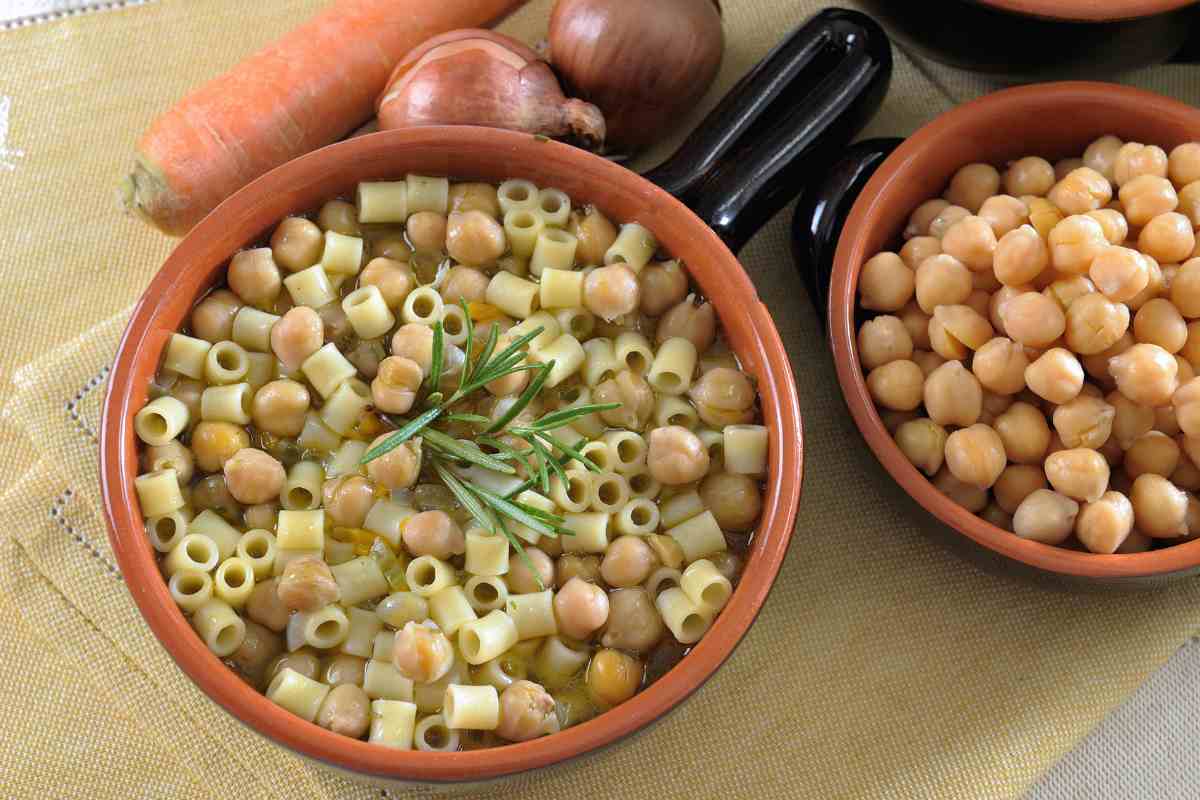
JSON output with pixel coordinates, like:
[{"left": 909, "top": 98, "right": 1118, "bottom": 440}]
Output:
[
  {"left": 830, "top": 82, "right": 1200, "bottom": 582},
  {"left": 978, "top": 0, "right": 1196, "bottom": 21},
  {"left": 100, "top": 127, "right": 803, "bottom": 786}
]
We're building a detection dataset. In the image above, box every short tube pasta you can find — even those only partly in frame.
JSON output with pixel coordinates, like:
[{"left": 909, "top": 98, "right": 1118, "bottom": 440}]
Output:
[
  {"left": 268, "top": 667, "right": 331, "bottom": 722},
  {"left": 369, "top": 699, "right": 418, "bottom": 749},
  {"left": 530, "top": 229, "right": 579, "bottom": 277},
  {"left": 326, "top": 439, "right": 367, "bottom": 479},
  {"left": 588, "top": 472, "right": 630, "bottom": 514},
  {"left": 243, "top": 351, "right": 275, "bottom": 391},
  {"left": 296, "top": 411, "right": 342, "bottom": 452},
  {"left": 146, "top": 510, "right": 190, "bottom": 553},
  {"left": 414, "top": 714, "right": 459, "bottom": 752},
  {"left": 538, "top": 267, "right": 584, "bottom": 308},
  {"left": 486, "top": 271, "right": 540, "bottom": 319},
  {"left": 555, "top": 307, "right": 594, "bottom": 340},
  {"left": 503, "top": 209, "right": 546, "bottom": 259},
  {"left": 443, "top": 684, "right": 500, "bottom": 730},
  {"left": 463, "top": 575, "right": 508, "bottom": 613},
  {"left": 339, "top": 607, "right": 383, "bottom": 659},
  {"left": 532, "top": 333, "right": 585, "bottom": 387},
  {"left": 363, "top": 500, "right": 416, "bottom": 550},
  {"left": 281, "top": 460, "right": 324, "bottom": 510},
  {"left": 535, "top": 636, "right": 590, "bottom": 689},
  {"left": 614, "top": 331, "right": 654, "bottom": 374},
  {"left": 660, "top": 489, "right": 705, "bottom": 528},
  {"left": 302, "top": 604, "right": 350, "bottom": 649},
  {"left": 332, "top": 556, "right": 390, "bottom": 605},
  {"left": 457, "top": 609, "right": 519, "bottom": 665},
  {"left": 164, "top": 533, "right": 220, "bottom": 575},
  {"left": 236, "top": 529, "right": 277, "bottom": 579},
  {"left": 723, "top": 424, "right": 769, "bottom": 476},
  {"left": 578, "top": 441, "right": 612, "bottom": 472},
  {"left": 319, "top": 381, "right": 370, "bottom": 436},
  {"left": 440, "top": 303, "right": 469, "bottom": 346},
  {"left": 204, "top": 341, "right": 249, "bottom": 385},
  {"left": 626, "top": 470, "right": 661, "bottom": 500},
  {"left": 272, "top": 547, "right": 323, "bottom": 577},
  {"left": 497, "top": 179, "right": 539, "bottom": 214},
  {"left": 275, "top": 509, "right": 325, "bottom": 551},
  {"left": 648, "top": 337, "right": 698, "bottom": 395},
  {"left": 363, "top": 659, "right": 415, "bottom": 701},
  {"left": 199, "top": 382, "right": 253, "bottom": 424},
  {"left": 406, "top": 555, "right": 457, "bottom": 598},
  {"left": 654, "top": 394, "right": 699, "bottom": 429},
  {"left": 320, "top": 231, "right": 364, "bottom": 276},
  {"left": 402, "top": 286, "right": 445, "bottom": 326},
  {"left": 406, "top": 174, "right": 449, "bottom": 214},
  {"left": 375, "top": 592, "right": 429, "bottom": 629},
  {"left": 134, "top": 396, "right": 189, "bottom": 446},
  {"left": 581, "top": 338, "right": 620, "bottom": 387},
  {"left": 509, "top": 311, "right": 560, "bottom": 351},
  {"left": 168, "top": 569, "right": 213, "bottom": 613},
  {"left": 464, "top": 530, "right": 509, "bottom": 576},
  {"left": 644, "top": 566, "right": 682, "bottom": 598},
  {"left": 509, "top": 491, "right": 557, "bottom": 544},
  {"left": 604, "top": 223, "right": 657, "bottom": 273},
  {"left": 549, "top": 470, "right": 591, "bottom": 513},
  {"left": 283, "top": 265, "right": 336, "bottom": 308},
  {"left": 231, "top": 307, "right": 280, "bottom": 352},
  {"left": 428, "top": 585, "right": 478, "bottom": 635},
  {"left": 163, "top": 333, "right": 211, "bottom": 379},
  {"left": 357, "top": 181, "right": 408, "bottom": 223},
  {"left": 301, "top": 343, "right": 357, "bottom": 398},
  {"left": 667, "top": 510, "right": 728, "bottom": 563},
  {"left": 614, "top": 498, "right": 660, "bottom": 536},
  {"left": 536, "top": 187, "right": 571, "bottom": 227},
  {"left": 655, "top": 586, "right": 712, "bottom": 644},
  {"left": 188, "top": 509, "right": 241, "bottom": 560},
  {"left": 135, "top": 469, "right": 185, "bottom": 517},
  {"left": 506, "top": 590, "right": 557, "bottom": 640},
  {"left": 601, "top": 430, "right": 647, "bottom": 474},
  {"left": 681, "top": 559, "right": 734, "bottom": 613},
  {"left": 214, "top": 557, "right": 255, "bottom": 608},
  {"left": 191, "top": 598, "right": 246, "bottom": 656},
  {"left": 342, "top": 285, "right": 395, "bottom": 339}
]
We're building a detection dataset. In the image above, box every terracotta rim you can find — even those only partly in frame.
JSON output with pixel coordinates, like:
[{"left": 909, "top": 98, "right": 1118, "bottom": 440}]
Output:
[
  {"left": 979, "top": 0, "right": 1196, "bottom": 21},
  {"left": 100, "top": 127, "right": 804, "bottom": 782},
  {"left": 830, "top": 82, "right": 1200, "bottom": 580}
]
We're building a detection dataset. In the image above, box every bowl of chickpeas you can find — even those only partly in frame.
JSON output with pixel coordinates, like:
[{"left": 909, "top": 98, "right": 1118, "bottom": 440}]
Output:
[
  {"left": 830, "top": 81, "right": 1200, "bottom": 581},
  {"left": 100, "top": 125, "right": 803, "bottom": 785}
]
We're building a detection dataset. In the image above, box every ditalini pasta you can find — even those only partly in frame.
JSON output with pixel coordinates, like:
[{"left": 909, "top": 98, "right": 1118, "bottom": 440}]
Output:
[{"left": 131, "top": 178, "right": 765, "bottom": 750}]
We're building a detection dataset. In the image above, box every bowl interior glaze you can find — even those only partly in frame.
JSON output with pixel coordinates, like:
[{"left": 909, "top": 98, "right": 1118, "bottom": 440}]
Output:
[
  {"left": 979, "top": 0, "right": 1197, "bottom": 21},
  {"left": 831, "top": 82, "right": 1200, "bottom": 580},
  {"left": 101, "top": 127, "right": 803, "bottom": 783}
]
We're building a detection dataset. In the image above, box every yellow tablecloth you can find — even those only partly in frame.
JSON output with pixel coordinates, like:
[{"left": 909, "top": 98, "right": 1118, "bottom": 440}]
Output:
[{"left": 1, "top": 1, "right": 1198, "bottom": 798}]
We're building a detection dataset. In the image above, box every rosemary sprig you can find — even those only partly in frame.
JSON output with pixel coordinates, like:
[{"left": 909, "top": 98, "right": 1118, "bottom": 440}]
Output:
[
  {"left": 427, "top": 321, "right": 445, "bottom": 392},
  {"left": 360, "top": 407, "right": 441, "bottom": 462}
]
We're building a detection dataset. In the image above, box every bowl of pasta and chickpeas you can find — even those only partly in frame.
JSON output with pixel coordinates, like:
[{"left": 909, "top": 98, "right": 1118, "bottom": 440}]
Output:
[
  {"left": 830, "top": 81, "right": 1200, "bottom": 581},
  {"left": 101, "top": 126, "right": 802, "bottom": 784}
]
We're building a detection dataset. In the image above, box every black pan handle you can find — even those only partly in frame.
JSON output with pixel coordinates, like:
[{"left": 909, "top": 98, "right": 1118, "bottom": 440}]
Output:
[
  {"left": 643, "top": 8, "right": 893, "bottom": 254},
  {"left": 791, "top": 137, "right": 902, "bottom": 324}
]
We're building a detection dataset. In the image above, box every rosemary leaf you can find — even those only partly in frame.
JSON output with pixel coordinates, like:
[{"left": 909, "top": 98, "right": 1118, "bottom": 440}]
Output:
[
  {"left": 361, "top": 407, "right": 441, "bottom": 463},
  {"left": 468, "top": 322, "right": 500, "bottom": 386},
  {"left": 433, "top": 459, "right": 494, "bottom": 533},
  {"left": 520, "top": 402, "right": 621, "bottom": 433},
  {"left": 522, "top": 433, "right": 554, "bottom": 494},
  {"left": 483, "top": 361, "right": 554, "bottom": 434},
  {"left": 531, "top": 430, "right": 604, "bottom": 472},
  {"left": 465, "top": 482, "right": 563, "bottom": 537},
  {"left": 497, "top": 515, "right": 544, "bottom": 590},
  {"left": 501, "top": 451, "right": 575, "bottom": 499},
  {"left": 427, "top": 321, "right": 445, "bottom": 392},
  {"left": 422, "top": 427, "right": 515, "bottom": 474},
  {"left": 443, "top": 412, "right": 490, "bottom": 426},
  {"left": 458, "top": 300, "right": 474, "bottom": 394}
]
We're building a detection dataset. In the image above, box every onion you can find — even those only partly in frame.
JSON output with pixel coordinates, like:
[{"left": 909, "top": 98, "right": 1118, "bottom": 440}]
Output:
[
  {"left": 377, "top": 29, "right": 606, "bottom": 150},
  {"left": 548, "top": 0, "right": 724, "bottom": 152}
]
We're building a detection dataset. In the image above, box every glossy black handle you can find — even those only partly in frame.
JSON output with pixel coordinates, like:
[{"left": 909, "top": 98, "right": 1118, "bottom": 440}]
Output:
[
  {"left": 790, "top": 137, "right": 902, "bottom": 325},
  {"left": 643, "top": 8, "right": 892, "bottom": 252}
]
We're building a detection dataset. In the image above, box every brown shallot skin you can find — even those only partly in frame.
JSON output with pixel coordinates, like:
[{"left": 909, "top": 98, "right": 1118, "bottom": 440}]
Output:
[{"left": 377, "top": 30, "right": 606, "bottom": 150}]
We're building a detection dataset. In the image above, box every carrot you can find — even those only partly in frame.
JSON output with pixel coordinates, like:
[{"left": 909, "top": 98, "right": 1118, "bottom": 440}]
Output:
[{"left": 121, "top": 0, "right": 528, "bottom": 236}]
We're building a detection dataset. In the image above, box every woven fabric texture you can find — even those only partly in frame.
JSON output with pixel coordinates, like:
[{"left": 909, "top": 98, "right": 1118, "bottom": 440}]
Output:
[{"left": 0, "top": 1, "right": 1198, "bottom": 798}]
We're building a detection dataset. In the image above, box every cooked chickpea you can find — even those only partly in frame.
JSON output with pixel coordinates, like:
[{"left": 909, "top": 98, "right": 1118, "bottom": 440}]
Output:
[
  {"left": 689, "top": 367, "right": 755, "bottom": 415},
  {"left": 143, "top": 440, "right": 195, "bottom": 485},
  {"left": 365, "top": 434, "right": 422, "bottom": 491},
  {"left": 1178, "top": 181, "right": 1200, "bottom": 227},
  {"left": 321, "top": 475, "right": 377, "bottom": 529},
  {"left": 1130, "top": 473, "right": 1189, "bottom": 538},
  {"left": 867, "top": 359, "right": 925, "bottom": 412},
  {"left": 1182, "top": 321, "right": 1200, "bottom": 368},
  {"left": 892, "top": 418, "right": 947, "bottom": 476},
  {"left": 191, "top": 289, "right": 242, "bottom": 343},
  {"left": 228, "top": 248, "right": 282, "bottom": 307},
  {"left": 977, "top": 195, "right": 1028, "bottom": 237},
  {"left": 900, "top": 236, "right": 942, "bottom": 271},
  {"left": 191, "top": 421, "right": 249, "bottom": 473},
  {"left": 912, "top": 348, "right": 944, "bottom": 376},
  {"left": 269, "top": 648, "right": 321, "bottom": 682},
  {"left": 1167, "top": 142, "right": 1200, "bottom": 187},
  {"left": 1139, "top": 212, "right": 1196, "bottom": 264},
  {"left": 1074, "top": 491, "right": 1134, "bottom": 554},
  {"left": 1114, "top": 142, "right": 1169, "bottom": 187},
  {"left": 859, "top": 252, "right": 916, "bottom": 311},
  {"left": 1004, "top": 156, "right": 1055, "bottom": 196},
  {"left": 406, "top": 212, "right": 448, "bottom": 252},
  {"left": 246, "top": 578, "right": 290, "bottom": 632},
  {"left": 270, "top": 306, "right": 323, "bottom": 373},
  {"left": 1105, "top": 391, "right": 1155, "bottom": 451},
  {"left": 507, "top": 547, "right": 554, "bottom": 594},
  {"left": 251, "top": 379, "right": 310, "bottom": 438},
  {"left": 556, "top": 554, "right": 601, "bottom": 586},
  {"left": 1024, "top": 347, "right": 1084, "bottom": 404},
  {"left": 647, "top": 425, "right": 710, "bottom": 485},
  {"left": 1171, "top": 258, "right": 1200, "bottom": 318},
  {"left": 600, "top": 588, "right": 665, "bottom": 653},
  {"left": 1109, "top": 342, "right": 1179, "bottom": 407},
  {"left": 1055, "top": 157, "right": 1084, "bottom": 179},
  {"left": 596, "top": 370, "right": 655, "bottom": 429},
  {"left": 371, "top": 356, "right": 423, "bottom": 415},
  {"left": 586, "top": 648, "right": 642, "bottom": 708},
  {"left": 1064, "top": 292, "right": 1130, "bottom": 357},
  {"left": 229, "top": 621, "right": 284, "bottom": 687},
  {"left": 1048, "top": 214, "right": 1108, "bottom": 274},
  {"left": 191, "top": 475, "right": 239, "bottom": 523},
  {"left": 1043, "top": 275, "right": 1096, "bottom": 313},
  {"left": 993, "top": 401, "right": 1051, "bottom": 465},
  {"left": 1173, "top": 376, "right": 1200, "bottom": 437},
  {"left": 943, "top": 424, "right": 1006, "bottom": 489},
  {"left": 945, "top": 163, "right": 1000, "bottom": 212},
  {"left": 444, "top": 211, "right": 505, "bottom": 268},
  {"left": 1051, "top": 394, "right": 1115, "bottom": 450},
  {"left": 315, "top": 684, "right": 370, "bottom": 738},
  {"left": 1155, "top": 403, "right": 1181, "bottom": 436},
  {"left": 899, "top": 301, "right": 933, "bottom": 350},
  {"left": 655, "top": 298, "right": 716, "bottom": 352},
  {"left": 929, "top": 204, "right": 971, "bottom": 238},
  {"left": 402, "top": 510, "right": 465, "bottom": 559},
  {"left": 1049, "top": 167, "right": 1113, "bottom": 215},
  {"left": 972, "top": 337, "right": 1028, "bottom": 395},
  {"left": 1012, "top": 489, "right": 1080, "bottom": 544},
  {"left": 359, "top": 257, "right": 416, "bottom": 309},
  {"left": 1123, "top": 431, "right": 1180, "bottom": 479},
  {"left": 858, "top": 316, "right": 914, "bottom": 370},
  {"left": 317, "top": 199, "right": 360, "bottom": 236},
  {"left": 449, "top": 182, "right": 501, "bottom": 216},
  {"left": 932, "top": 466, "right": 988, "bottom": 512},
  {"left": 923, "top": 360, "right": 982, "bottom": 426},
  {"left": 639, "top": 260, "right": 689, "bottom": 316},
  {"left": 999, "top": 291, "right": 1065, "bottom": 349},
  {"left": 568, "top": 207, "right": 619, "bottom": 266},
  {"left": 373, "top": 235, "right": 412, "bottom": 262},
  {"left": 697, "top": 472, "right": 762, "bottom": 531},
  {"left": 1086, "top": 208, "right": 1129, "bottom": 245},
  {"left": 1083, "top": 135, "right": 1124, "bottom": 182},
  {"left": 599, "top": 536, "right": 655, "bottom": 588},
  {"left": 1133, "top": 297, "right": 1187, "bottom": 353},
  {"left": 905, "top": 199, "right": 951, "bottom": 238},
  {"left": 554, "top": 577, "right": 610, "bottom": 640},
  {"left": 914, "top": 254, "right": 973, "bottom": 314},
  {"left": 323, "top": 654, "right": 367, "bottom": 687},
  {"left": 277, "top": 555, "right": 340, "bottom": 612},
  {"left": 942, "top": 216, "right": 997, "bottom": 272},
  {"left": 496, "top": 680, "right": 559, "bottom": 742},
  {"left": 222, "top": 447, "right": 285, "bottom": 505},
  {"left": 392, "top": 621, "right": 455, "bottom": 683},
  {"left": 270, "top": 217, "right": 324, "bottom": 272},
  {"left": 1119, "top": 174, "right": 1177, "bottom": 226},
  {"left": 581, "top": 264, "right": 640, "bottom": 322},
  {"left": 1044, "top": 448, "right": 1110, "bottom": 503},
  {"left": 993, "top": 225, "right": 1048, "bottom": 287}
]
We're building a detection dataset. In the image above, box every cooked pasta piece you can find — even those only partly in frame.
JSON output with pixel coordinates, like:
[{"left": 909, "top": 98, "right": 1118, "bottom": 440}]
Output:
[
  {"left": 276, "top": 509, "right": 325, "bottom": 551},
  {"left": 648, "top": 337, "right": 698, "bottom": 395},
  {"left": 464, "top": 529, "right": 509, "bottom": 576},
  {"left": 588, "top": 472, "right": 630, "bottom": 514},
  {"left": 723, "top": 424, "right": 769, "bottom": 476},
  {"left": 407, "top": 174, "right": 449, "bottom": 215},
  {"left": 268, "top": 667, "right": 331, "bottom": 722},
  {"left": 332, "top": 556, "right": 390, "bottom": 605},
  {"left": 561, "top": 512, "right": 610, "bottom": 554},
  {"left": 539, "top": 267, "right": 584, "bottom": 308},
  {"left": 357, "top": 181, "right": 408, "bottom": 223},
  {"left": 319, "top": 381, "right": 370, "bottom": 436},
  {"left": 326, "top": 440, "right": 368, "bottom": 479},
  {"left": 168, "top": 569, "right": 213, "bottom": 613},
  {"left": 406, "top": 555, "right": 457, "bottom": 598},
  {"left": 200, "top": 383, "right": 253, "bottom": 424},
  {"left": 653, "top": 394, "right": 699, "bottom": 429},
  {"left": 301, "top": 343, "right": 357, "bottom": 398},
  {"left": 283, "top": 265, "right": 336, "bottom": 308},
  {"left": 458, "top": 610, "right": 519, "bottom": 665},
  {"left": 364, "top": 659, "right": 415, "bottom": 701},
  {"left": 581, "top": 338, "right": 620, "bottom": 387},
  {"left": 340, "top": 607, "right": 384, "bottom": 659},
  {"left": 402, "top": 286, "right": 445, "bottom": 326},
  {"left": 363, "top": 499, "right": 416, "bottom": 550},
  {"left": 163, "top": 333, "right": 212, "bottom": 379},
  {"left": 535, "top": 635, "right": 590, "bottom": 689},
  {"left": 498, "top": 179, "right": 539, "bottom": 214},
  {"left": 428, "top": 585, "right": 478, "bottom": 635},
  {"left": 369, "top": 699, "right": 418, "bottom": 748},
  {"left": 549, "top": 470, "right": 591, "bottom": 513},
  {"left": 296, "top": 411, "right": 342, "bottom": 453},
  {"left": 232, "top": 307, "right": 280, "bottom": 352},
  {"left": 135, "top": 469, "right": 185, "bottom": 517},
  {"left": 604, "top": 223, "right": 657, "bottom": 272},
  {"left": 236, "top": 529, "right": 277, "bottom": 579},
  {"left": 530, "top": 229, "right": 579, "bottom": 277},
  {"left": 146, "top": 510, "right": 190, "bottom": 553},
  {"left": 486, "top": 271, "right": 540, "bottom": 319},
  {"left": 443, "top": 684, "right": 500, "bottom": 730},
  {"left": 191, "top": 598, "right": 247, "bottom": 656},
  {"left": 134, "top": 396, "right": 189, "bottom": 446},
  {"left": 320, "top": 231, "right": 364, "bottom": 276},
  {"left": 659, "top": 489, "right": 705, "bottom": 529},
  {"left": 214, "top": 557, "right": 255, "bottom": 608},
  {"left": 414, "top": 714, "right": 460, "bottom": 752},
  {"left": 680, "top": 558, "right": 733, "bottom": 613},
  {"left": 343, "top": 285, "right": 396, "bottom": 339},
  {"left": 655, "top": 586, "right": 712, "bottom": 644},
  {"left": 666, "top": 510, "right": 727, "bottom": 563},
  {"left": 463, "top": 576, "right": 508, "bottom": 614},
  {"left": 536, "top": 187, "right": 571, "bottom": 227},
  {"left": 504, "top": 209, "right": 545, "bottom": 260},
  {"left": 601, "top": 430, "right": 647, "bottom": 474},
  {"left": 614, "top": 498, "right": 660, "bottom": 536},
  {"left": 188, "top": 509, "right": 241, "bottom": 560},
  {"left": 506, "top": 590, "right": 557, "bottom": 640},
  {"left": 509, "top": 311, "right": 560, "bottom": 351},
  {"left": 614, "top": 332, "right": 654, "bottom": 374}
]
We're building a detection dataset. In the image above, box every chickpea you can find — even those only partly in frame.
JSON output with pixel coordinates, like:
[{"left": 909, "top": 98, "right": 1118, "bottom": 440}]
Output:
[
  {"left": 945, "top": 163, "right": 1000, "bottom": 212},
  {"left": 977, "top": 195, "right": 1028, "bottom": 238},
  {"left": 930, "top": 305, "right": 990, "bottom": 360},
  {"left": 321, "top": 475, "right": 376, "bottom": 529},
  {"left": 1172, "top": 258, "right": 1200, "bottom": 318},
  {"left": 932, "top": 466, "right": 988, "bottom": 512},
  {"left": 923, "top": 360, "right": 982, "bottom": 426},
  {"left": 1051, "top": 167, "right": 1113, "bottom": 215},
  {"left": 371, "top": 356, "right": 422, "bottom": 415},
  {"left": 905, "top": 199, "right": 950, "bottom": 238},
  {"left": 943, "top": 424, "right": 1006, "bottom": 489},
  {"left": 1181, "top": 321, "right": 1200, "bottom": 369},
  {"left": 1086, "top": 208, "right": 1129, "bottom": 245},
  {"left": 647, "top": 425, "right": 710, "bottom": 485},
  {"left": 449, "top": 182, "right": 501, "bottom": 217},
  {"left": 191, "top": 289, "right": 242, "bottom": 343},
  {"left": 599, "top": 536, "right": 655, "bottom": 588},
  {"left": 928, "top": 205, "right": 970, "bottom": 239},
  {"left": 1114, "top": 142, "right": 1169, "bottom": 187},
  {"left": 496, "top": 680, "right": 559, "bottom": 742},
  {"left": 372, "top": 236, "right": 412, "bottom": 262},
  {"left": 277, "top": 555, "right": 340, "bottom": 612},
  {"left": 251, "top": 379, "right": 310, "bottom": 438},
  {"left": 586, "top": 648, "right": 642, "bottom": 707},
  {"left": 599, "top": 588, "right": 665, "bottom": 653},
  {"left": 316, "top": 298, "right": 352, "bottom": 342},
  {"left": 554, "top": 577, "right": 610, "bottom": 640},
  {"left": 655, "top": 297, "right": 715, "bottom": 352},
  {"left": 392, "top": 621, "right": 455, "bottom": 683},
  {"left": 323, "top": 654, "right": 367, "bottom": 687},
  {"left": 1051, "top": 394, "right": 1115, "bottom": 450},
  {"left": 1173, "top": 376, "right": 1200, "bottom": 437},
  {"left": 390, "top": 323, "right": 436, "bottom": 375},
  {"left": 1064, "top": 292, "right": 1130, "bottom": 356},
  {"left": 1133, "top": 297, "right": 1187, "bottom": 353},
  {"left": 899, "top": 301, "right": 934, "bottom": 350},
  {"left": 317, "top": 199, "right": 360, "bottom": 236},
  {"left": 1178, "top": 181, "right": 1200, "bottom": 227},
  {"left": 1047, "top": 214, "right": 1107, "bottom": 274},
  {"left": 993, "top": 225, "right": 1048, "bottom": 286},
  {"left": 440, "top": 211, "right": 504, "bottom": 268},
  {"left": 1155, "top": 403, "right": 1182, "bottom": 436},
  {"left": 914, "top": 254, "right": 973, "bottom": 314},
  {"left": 246, "top": 578, "right": 290, "bottom": 632},
  {"left": 595, "top": 369, "right": 655, "bottom": 430},
  {"left": 1116, "top": 529, "right": 1154, "bottom": 553},
  {"left": 365, "top": 434, "right": 422, "bottom": 491},
  {"left": 1055, "top": 157, "right": 1084, "bottom": 179},
  {"left": 230, "top": 621, "right": 284, "bottom": 687},
  {"left": 867, "top": 359, "right": 925, "bottom": 412},
  {"left": 1012, "top": 489, "right": 1080, "bottom": 544},
  {"left": 1002, "top": 292, "right": 1065, "bottom": 348},
  {"left": 1167, "top": 142, "right": 1200, "bottom": 188},
  {"left": 1075, "top": 490, "right": 1135, "bottom": 554},
  {"left": 556, "top": 554, "right": 602, "bottom": 586},
  {"left": 696, "top": 472, "right": 761, "bottom": 531},
  {"left": 858, "top": 252, "right": 916, "bottom": 311},
  {"left": 568, "top": 207, "right": 619, "bottom": 266},
  {"left": 244, "top": 502, "right": 276, "bottom": 531},
  {"left": 168, "top": 378, "right": 204, "bottom": 429},
  {"left": 270, "top": 217, "right": 324, "bottom": 272},
  {"left": 360, "top": 257, "right": 416, "bottom": 309},
  {"left": 507, "top": 547, "right": 554, "bottom": 594},
  {"left": 1122, "top": 431, "right": 1180, "bottom": 480},
  {"left": 941, "top": 216, "right": 997, "bottom": 272},
  {"left": 315, "top": 684, "right": 370, "bottom": 738},
  {"left": 1139, "top": 212, "right": 1196, "bottom": 264},
  {"left": 1130, "top": 473, "right": 1189, "bottom": 538},
  {"left": 222, "top": 447, "right": 285, "bottom": 505},
  {"left": 1043, "top": 275, "right": 1096, "bottom": 313},
  {"left": 858, "top": 316, "right": 914, "bottom": 370},
  {"left": 989, "top": 464, "right": 1045, "bottom": 514},
  {"left": 900, "top": 236, "right": 942, "bottom": 271},
  {"left": 1083, "top": 135, "right": 1124, "bottom": 182},
  {"left": 1004, "top": 156, "right": 1056, "bottom": 196},
  {"left": 270, "top": 306, "right": 323, "bottom": 373},
  {"left": 582, "top": 264, "right": 640, "bottom": 322},
  {"left": 143, "top": 440, "right": 195, "bottom": 485},
  {"left": 228, "top": 248, "right": 282, "bottom": 308},
  {"left": 988, "top": 285, "right": 1027, "bottom": 331},
  {"left": 965, "top": 291, "right": 992, "bottom": 320},
  {"left": 628, "top": 262, "right": 688, "bottom": 319},
  {"left": 1024, "top": 347, "right": 1084, "bottom": 404},
  {"left": 1119, "top": 174, "right": 1178, "bottom": 227},
  {"left": 1109, "top": 342, "right": 1179, "bottom": 407},
  {"left": 1174, "top": 447, "right": 1200, "bottom": 490},
  {"left": 972, "top": 336, "right": 1028, "bottom": 395},
  {"left": 191, "top": 421, "right": 249, "bottom": 473},
  {"left": 980, "top": 502, "right": 1014, "bottom": 531},
  {"left": 402, "top": 510, "right": 465, "bottom": 559},
  {"left": 269, "top": 648, "right": 322, "bottom": 682},
  {"left": 893, "top": 418, "right": 947, "bottom": 476},
  {"left": 1043, "top": 448, "right": 1110, "bottom": 503},
  {"left": 689, "top": 366, "right": 755, "bottom": 415},
  {"left": 994, "top": 401, "right": 1051, "bottom": 465}
]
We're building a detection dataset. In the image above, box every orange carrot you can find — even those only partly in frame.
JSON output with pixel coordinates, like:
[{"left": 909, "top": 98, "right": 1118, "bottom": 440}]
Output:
[{"left": 121, "top": 0, "right": 528, "bottom": 236}]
